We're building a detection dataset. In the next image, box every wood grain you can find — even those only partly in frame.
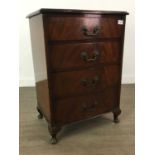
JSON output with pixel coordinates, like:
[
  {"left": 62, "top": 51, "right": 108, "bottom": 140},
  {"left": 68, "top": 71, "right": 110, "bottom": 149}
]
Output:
[
  {"left": 44, "top": 16, "right": 125, "bottom": 41},
  {"left": 48, "top": 41, "right": 122, "bottom": 71},
  {"left": 50, "top": 66, "right": 121, "bottom": 98},
  {"left": 55, "top": 87, "right": 119, "bottom": 125}
]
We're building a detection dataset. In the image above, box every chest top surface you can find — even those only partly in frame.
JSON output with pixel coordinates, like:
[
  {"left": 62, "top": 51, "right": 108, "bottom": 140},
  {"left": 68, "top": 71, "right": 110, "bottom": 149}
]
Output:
[{"left": 27, "top": 8, "right": 129, "bottom": 18}]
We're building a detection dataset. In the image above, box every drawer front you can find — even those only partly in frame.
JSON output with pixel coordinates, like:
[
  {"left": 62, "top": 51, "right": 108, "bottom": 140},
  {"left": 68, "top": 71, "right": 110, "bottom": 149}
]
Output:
[
  {"left": 50, "top": 66, "right": 121, "bottom": 98},
  {"left": 48, "top": 42, "right": 122, "bottom": 71},
  {"left": 44, "top": 16, "right": 125, "bottom": 41},
  {"left": 55, "top": 88, "right": 118, "bottom": 125}
]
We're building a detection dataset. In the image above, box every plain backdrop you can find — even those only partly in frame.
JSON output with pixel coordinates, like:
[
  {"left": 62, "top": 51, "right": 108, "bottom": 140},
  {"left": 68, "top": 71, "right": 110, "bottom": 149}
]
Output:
[
  {"left": 2, "top": 1, "right": 155, "bottom": 155},
  {"left": 19, "top": 0, "right": 134, "bottom": 86}
]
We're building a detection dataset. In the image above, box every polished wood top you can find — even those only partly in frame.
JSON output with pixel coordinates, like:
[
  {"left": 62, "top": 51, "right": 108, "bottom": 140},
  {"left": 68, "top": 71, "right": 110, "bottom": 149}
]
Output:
[{"left": 27, "top": 8, "right": 129, "bottom": 18}]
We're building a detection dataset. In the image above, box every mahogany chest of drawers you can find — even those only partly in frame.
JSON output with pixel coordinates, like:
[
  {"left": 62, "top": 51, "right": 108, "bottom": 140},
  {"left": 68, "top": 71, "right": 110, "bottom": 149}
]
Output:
[{"left": 27, "top": 9, "right": 129, "bottom": 144}]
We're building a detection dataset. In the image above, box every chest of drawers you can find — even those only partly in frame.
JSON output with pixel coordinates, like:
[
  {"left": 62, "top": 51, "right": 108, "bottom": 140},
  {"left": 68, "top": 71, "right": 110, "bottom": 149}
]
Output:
[{"left": 27, "top": 9, "right": 129, "bottom": 144}]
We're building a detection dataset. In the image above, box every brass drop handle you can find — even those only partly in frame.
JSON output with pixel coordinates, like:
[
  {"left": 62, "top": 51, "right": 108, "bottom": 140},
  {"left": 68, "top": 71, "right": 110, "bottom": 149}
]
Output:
[
  {"left": 82, "top": 26, "right": 100, "bottom": 36},
  {"left": 81, "top": 51, "right": 99, "bottom": 62},
  {"left": 82, "top": 101, "right": 99, "bottom": 111},
  {"left": 80, "top": 76, "right": 99, "bottom": 86}
]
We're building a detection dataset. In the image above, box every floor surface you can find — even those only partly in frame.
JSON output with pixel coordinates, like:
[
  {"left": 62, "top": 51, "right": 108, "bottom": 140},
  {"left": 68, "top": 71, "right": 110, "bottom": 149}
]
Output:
[{"left": 19, "top": 84, "right": 135, "bottom": 155}]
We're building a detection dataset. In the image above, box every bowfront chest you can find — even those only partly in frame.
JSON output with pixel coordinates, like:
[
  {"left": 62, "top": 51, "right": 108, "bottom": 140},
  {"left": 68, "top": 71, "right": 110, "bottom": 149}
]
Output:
[{"left": 27, "top": 9, "right": 129, "bottom": 144}]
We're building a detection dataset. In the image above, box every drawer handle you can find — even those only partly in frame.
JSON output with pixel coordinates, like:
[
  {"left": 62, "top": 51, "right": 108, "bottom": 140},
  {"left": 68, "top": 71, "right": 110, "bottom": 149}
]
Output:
[
  {"left": 80, "top": 76, "right": 99, "bottom": 86},
  {"left": 81, "top": 51, "right": 99, "bottom": 62},
  {"left": 82, "top": 101, "right": 99, "bottom": 111},
  {"left": 82, "top": 26, "right": 100, "bottom": 36}
]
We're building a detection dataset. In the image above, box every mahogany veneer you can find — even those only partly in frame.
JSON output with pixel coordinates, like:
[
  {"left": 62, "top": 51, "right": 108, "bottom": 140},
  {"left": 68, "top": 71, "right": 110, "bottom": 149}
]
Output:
[{"left": 27, "top": 8, "right": 129, "bottom": 144}]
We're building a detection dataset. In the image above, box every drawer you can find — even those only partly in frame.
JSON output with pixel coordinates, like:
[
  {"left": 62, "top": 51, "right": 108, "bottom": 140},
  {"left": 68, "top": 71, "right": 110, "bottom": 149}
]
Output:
[
  {"left": 55, "top": 88, "right": 119, "bottom": 125},
  {"left": 48, "top": 41, "right": 122, "bottom": 71},
  {"left": 44, "top": 16, "right": 125, "bottom": 41},
  {"left": 50, "top": 66, "right": 121, "bottom": 98}
]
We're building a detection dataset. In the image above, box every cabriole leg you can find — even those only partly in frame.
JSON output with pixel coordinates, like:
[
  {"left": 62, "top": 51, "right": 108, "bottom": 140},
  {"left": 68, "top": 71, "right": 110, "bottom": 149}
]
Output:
[
  {"left": 112, "top": 108, "right": 121, "bottom": 123},
  {"left": 37, "top": 106, "right": 43, "bottom": 119},
  {"left": 48, "top": 124, "right": 61, "bottom": 144}
]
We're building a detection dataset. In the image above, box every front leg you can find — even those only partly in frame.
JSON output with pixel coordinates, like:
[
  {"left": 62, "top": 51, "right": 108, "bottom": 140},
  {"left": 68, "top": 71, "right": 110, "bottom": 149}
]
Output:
[
  {"left": 48, "top": 124, "right": 61, "bottom": 144},
  {"left": 112, "top": 108, "right": 121, "bottom": 123}
]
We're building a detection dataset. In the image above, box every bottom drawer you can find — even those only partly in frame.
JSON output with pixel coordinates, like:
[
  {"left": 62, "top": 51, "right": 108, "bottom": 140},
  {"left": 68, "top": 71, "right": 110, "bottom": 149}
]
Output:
[{"left": 55, "top": 87, "right": 119, "bottom": 125}]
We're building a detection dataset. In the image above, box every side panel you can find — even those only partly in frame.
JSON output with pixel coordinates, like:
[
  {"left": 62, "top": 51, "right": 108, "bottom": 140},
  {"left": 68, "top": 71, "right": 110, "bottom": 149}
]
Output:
[{"left": 29, "top": 14, "right": 51, "bottom": 123}]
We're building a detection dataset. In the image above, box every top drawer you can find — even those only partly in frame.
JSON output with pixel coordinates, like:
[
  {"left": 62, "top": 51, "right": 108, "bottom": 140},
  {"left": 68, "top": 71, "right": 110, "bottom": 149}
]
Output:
[{"left": 44, "top": 15, "right": 125, "bottom": 41}]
